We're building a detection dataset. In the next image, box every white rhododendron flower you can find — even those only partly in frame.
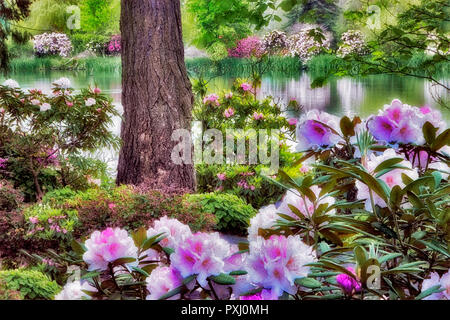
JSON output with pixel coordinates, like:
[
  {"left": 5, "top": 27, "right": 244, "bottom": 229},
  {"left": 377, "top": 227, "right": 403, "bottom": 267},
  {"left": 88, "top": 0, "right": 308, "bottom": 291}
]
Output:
[
  {"left": 2, "top": 79, "right": 19, "bottom": 89},
  {"left": 40, "top": 103, "right": 51, "bottom": 112},
  {"left": 55, "top": 281, "right": 95, "bottom": 300},
  {"left": 356, "top": 149, "right": 419, "bottom": 210},
  {"left": 247, "top": 204, "right": 280, "bottom": 242},
  {"left": 85, "top": 98, "right": 97, "bottom": 106},
  {"left": 146, "top": 266, "right": 183, "bottom": 300},
  {"left": 245, "top": 235, "right": 316, "bottom": 297},
  {"left": 83, "top": 227, "right": 138, "bottom": 271},
  {"left": 146, "top": 216, "right": 193, "bottom": 249},
  {"left": 53, "top": 77, "right": 71, "bottom": 89}
]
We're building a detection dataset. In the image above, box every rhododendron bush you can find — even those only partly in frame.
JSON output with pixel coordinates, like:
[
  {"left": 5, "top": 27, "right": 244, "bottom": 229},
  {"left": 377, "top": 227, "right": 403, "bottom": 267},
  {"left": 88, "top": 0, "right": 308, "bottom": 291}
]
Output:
[
  {"left": 53, "top": 98, "right": 448, "bottom": 300},
  {"left": 0, "top": 79, "right": 119, "bottom": 200}
]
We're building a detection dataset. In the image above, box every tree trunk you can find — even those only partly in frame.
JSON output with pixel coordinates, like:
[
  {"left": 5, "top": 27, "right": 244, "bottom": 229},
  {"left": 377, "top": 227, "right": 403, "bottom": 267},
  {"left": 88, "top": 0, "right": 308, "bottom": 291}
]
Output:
[{"left": 117, "top": 0, "right": 195, "bottom": 191}]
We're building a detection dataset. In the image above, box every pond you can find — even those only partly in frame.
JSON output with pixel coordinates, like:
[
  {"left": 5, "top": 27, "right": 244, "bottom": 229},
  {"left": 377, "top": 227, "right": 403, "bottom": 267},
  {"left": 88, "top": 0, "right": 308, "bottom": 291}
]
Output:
[{"left": 2, "top": 69, "right": 449, "bottom": 172}]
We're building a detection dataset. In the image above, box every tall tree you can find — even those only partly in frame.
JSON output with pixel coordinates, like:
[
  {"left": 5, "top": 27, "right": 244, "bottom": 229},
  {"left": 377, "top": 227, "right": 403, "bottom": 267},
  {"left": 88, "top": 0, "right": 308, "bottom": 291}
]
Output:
[
  {"left": 0, "top": 0, "right": 32, "bottom": 72},
  {"left": 117, "top": 0, "right": 195, "bottom": 190}
]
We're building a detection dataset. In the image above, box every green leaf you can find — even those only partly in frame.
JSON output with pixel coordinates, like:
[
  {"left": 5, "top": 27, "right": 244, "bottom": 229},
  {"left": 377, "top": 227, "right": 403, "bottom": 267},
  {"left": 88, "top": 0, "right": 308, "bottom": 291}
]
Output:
[
  {"left": 295, "top": 277, "right": 322, "bottom": 289},
  {"left": 415, "top": 284, "right": 444, "bottom": 300},
  {"left": 353, "top": 246, "right": 367, "bottom": 266},
  {"left": 431, "top": 129, "right": 450, "bottom": 151},
  {"left": 111, "top": 257, "right": 136, "bottom": 267},
  {"left": 132, "top": 227, "right": 147, "bottom": 248},
  {"left": 158, "top": 285, "right": 183, "bottom": 300},
  {"left": 71, "top": 239, "right": 86, "bottom": 255},
  {"left": 373, "top": 158, "right": 404, "bottom": 174},
  {"left": 81, "top": 270, "right": 102, "bottom": 280},
  {"left": 418, "top": 240, "right": 450, "bottom": 258},
  {"left": 340, "top": 116, "right": 355, "bottom": 137},
  {"left": 210, "top": 273, "right": 236, "bottom": 285},
  {"left": 422, "top": 121, "right": 437, "bottom": 145},
  {"left": 229, "top": 270, "right": 248, "bottom": 276}
]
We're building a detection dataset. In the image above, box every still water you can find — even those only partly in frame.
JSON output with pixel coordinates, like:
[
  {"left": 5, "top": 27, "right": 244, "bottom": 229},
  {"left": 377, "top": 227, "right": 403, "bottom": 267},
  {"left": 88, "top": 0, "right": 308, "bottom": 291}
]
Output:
[{"left": 2, "top": 70, "right": 449, "bottom": 171}]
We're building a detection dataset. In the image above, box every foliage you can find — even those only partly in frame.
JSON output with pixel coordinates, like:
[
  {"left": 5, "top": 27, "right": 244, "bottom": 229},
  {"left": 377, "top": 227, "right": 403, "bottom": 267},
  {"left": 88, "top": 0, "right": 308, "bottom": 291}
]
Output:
[
  {"left": 187, "top": 193, "right": 257, "bottom": 234},
  {"left": 261, "top": 30, "right": 288, "bottom": 55},
  {"left": 0, "top": 78, "right": 120, "bottom": 200},
  {"left": 185, "top": 0, "right": 252, "bottom": 51},
  {"left": 335, "top": 0, "right": 449, "bottom": 93},
  {"left": 0, "top": 269, "right": 60, "bottom": 300},
  {"left": 79, "top": 0, "right": 117, "bottom": 33},
  {"left": 0, "top": 179, "right": 24, "bottom": 211}
]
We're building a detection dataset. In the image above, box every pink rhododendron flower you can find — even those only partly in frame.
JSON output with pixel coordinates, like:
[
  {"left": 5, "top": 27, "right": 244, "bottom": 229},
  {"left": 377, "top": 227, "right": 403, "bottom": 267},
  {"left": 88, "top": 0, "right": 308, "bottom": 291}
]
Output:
[
  {"left": 296, "top": 110, "right": 342, "bottom": 151},
  {"left": 83, "top": 227, "right": 138, "bottom": 271},
  {"left": 29, "top": 216, "right": 39, "bottom": 224},
  {"left": 356, "top": 149, "right": 419, "bottom": 210},
  {"left": 368, "top": 99, "right": 446, "bottom": 145},
  {"left": 277, "top": 186, "right": 335, "bottom": 219},
  {"left": 224, "top": 107, "right": 235, "bottom": 118},
  {"left": 40, "top": 103, "right": 51, "bottom": 112},
  {"left": 108, "top": 203, "right": 116, "bottom": 210},
  {"left": 225, "top": 92, "right": 233, "bottom": 99},
  {"left": 245, "top": 235, "right": 316, "bottom": 297},
  {"left": 66, "top": 101, "right": 73, "bottom": 107},
  {"left": 147, "top": 216, "right": 192, "bottom": 249},
  {"left": 170, "top": 232, "right": 233, "bottom": 287},
  {"left": 146, "top": 266, "right": 183, "bottom": 300},
  {"left": 203, "top": 94, "right": 220, "bottom": 106},
  {"left": 93, "top": 88, "right": 101, "bottom": 94},
  {"left": 217, "top": 173, "right": 226, "bottom": 181},
  {"left": 253, "top": 112, "right": 264, "bottom": 120},
  {"left": 31, "top": 99, "right": 41, "bottom": 106},
  {"left": 55, "top": 281, "right": 96, "bottom": 300},
  {"left": 336, "top": 267, "right": 362, "bottom": 295},
  {"left": 421, "top": 270, "right": 450, "bottom": 300},
  {"left": 0, "top": 157, "right": 8, "bottom": 169},
  {"left": 247, "top": 205, "right": 280, "bottom": 242},
  {"left": 288, "top": 118, "right": 298, "bottom": 126},
  {"left": 241, "top": 83, "right": 253, "bottom": 92}
]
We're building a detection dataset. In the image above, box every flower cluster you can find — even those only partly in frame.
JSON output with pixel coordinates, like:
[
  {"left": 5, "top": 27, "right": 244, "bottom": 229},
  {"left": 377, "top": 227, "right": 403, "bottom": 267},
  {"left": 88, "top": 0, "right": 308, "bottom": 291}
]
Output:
[
  {"left": 33, "top": 33, "right": 72, "bottom": 57},
  {"left": 296, "top": 110, "right": 342, "bottom": 150},
  {"left": 337, "top": 30, "right": 369, "bottom": 58},
  {"left": 203, "top": 94, "right": 220, "bottom": 107},
  {"left": 106, "top": 35, "right": 121, "bottom": 55},
  {"left": 228, "top": 36, "right": 264, "bottom": 58},
  {"left": 368, "top": 99, "right": 446, "bottom": 145},
  {"left": 421, "top": 271, "right": 450, "bottom": 300},
  {"left": 286, "top": 28, "right": 331, "bottom": 62}
]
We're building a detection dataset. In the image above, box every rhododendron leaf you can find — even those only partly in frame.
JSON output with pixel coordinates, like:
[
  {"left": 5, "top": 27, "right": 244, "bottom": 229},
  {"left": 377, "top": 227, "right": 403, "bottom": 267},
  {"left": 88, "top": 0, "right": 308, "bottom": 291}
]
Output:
[
  {"left": 141, "top": 264, "right": 158, "bottom": 275},
  {"left": 305, "top": 293, "right": 344, "bottom": 299},
  {"left": 373, "top": 158, "right": 404, "bottom": 174},
  {"left": 318, "top": 228, "right": 343, "bottom": 246},
  {"left": 131, "top": 267, "right": 149, "bottom": 277},
  {"left": 240, "top": 287, "right": 263, "bottom": 297},
  {"left": 389, "top": 185, "right": 403, "bottom": 207},
  {"left": 229, "top": 270, "right": 247, "bottom": 276},
  {"left": 406, "top": 191, "right": 425, "bottom": 209},
  {"left": 401, "top": 173, "right": 414, "bottom": 185},
  {"left": 431, "top": 171, "right": 442, "bottom": 189},
  {"left": 71, "top": 239, "right": 86, "bottom": 255},
  {"left": 431, "top": 129, "right": 450, "bottom": 151},
  {"left": 210, "top": 273, "right": 236, "bottom": 285},
  {"left": 183, "top": 274, "right": 197, "bottom": 286},
  {"left": 371, "top": 222, "right": 398, "bottom": 239},
  {"left": 378, "top": 252, "right": 403, "bottom": 264},
  {"left": 111, "top": 257, "right": 136, "bottom": 267},
  {"left": 132, "top": 227, "right": 147, "bottom": 248},
  {"left": 353, "top": 246, "right": 367, "bottom": 266},
  {"left": 278, "top": 213, "right": 297, "bottom": 222},
  {"left": 162, "top": 247, "right": 175, "bottom": 256},
  {"left": 81, "top": 271, "right": 102, "bottom": 280},
  {"left": 295, "top": 277, "right": 322, "bottom": 289},
  {"left": 141, "top": 233, "right": 165, "bottom": 251},
  {"left": 158, "top": 285, "right": 183, "bottom": 300},
  {"left": 340, "top": 116, "right": 355, "bottom": 137},
  {"left": 415, "top": 284, "right": 445, "bottom": 300},
  {"left": 238, "top": 241, "right": 249, "bottom": 251},
  {"left": 287, "top": 204, "right": 306, "bottom": 220},
  {"left": 422, "top": 121, "right": 437, "bottom": 145},
  {"left": 417, "top": 240, "right": 450, "bottom": 258},
  {"left": 292, "top": 151, "right": 315, "bottom": 167}
]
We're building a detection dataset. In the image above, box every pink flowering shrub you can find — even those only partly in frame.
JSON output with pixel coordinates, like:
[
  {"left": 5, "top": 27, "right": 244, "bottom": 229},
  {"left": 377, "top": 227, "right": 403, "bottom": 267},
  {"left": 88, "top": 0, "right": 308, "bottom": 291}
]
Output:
[
  {"left": 228, "top": 36, "right": 264, "bottom": 58},
  {"left": 105, "top": 35, "right": 121, "bottom": 55}
]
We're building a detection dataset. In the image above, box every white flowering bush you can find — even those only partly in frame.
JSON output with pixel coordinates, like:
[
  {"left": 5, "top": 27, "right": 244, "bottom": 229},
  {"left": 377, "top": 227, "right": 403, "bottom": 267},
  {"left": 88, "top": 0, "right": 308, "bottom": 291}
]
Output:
[
  {"left": 337, "top": 30, "right": 370, "bottom": 58},
  {"left": 287, "top": 28, "right": 332, "bottom": 62},
  {"left": 261, "top": 30, "right": 288, "bottom": 55},
  {"left": 33, "top": 32, "right": 73, "bottom": 57}
]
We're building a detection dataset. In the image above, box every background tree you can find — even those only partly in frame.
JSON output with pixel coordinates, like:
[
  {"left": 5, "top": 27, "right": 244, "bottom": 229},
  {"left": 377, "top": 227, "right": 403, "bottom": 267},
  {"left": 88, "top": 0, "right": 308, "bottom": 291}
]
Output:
[
  {"left": 0, "top": 0, "right": 32, "bottom": 72},
  {"left": 117, "top": 0, "right": 195, "bottom": 190}
]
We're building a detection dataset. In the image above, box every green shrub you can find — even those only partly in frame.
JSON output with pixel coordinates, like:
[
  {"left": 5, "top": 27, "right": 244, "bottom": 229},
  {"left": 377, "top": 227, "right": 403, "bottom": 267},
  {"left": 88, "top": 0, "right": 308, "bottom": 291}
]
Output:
[
  {"left": 187, "top": 193, "right": 256, "bottom": 235},
  {"left": 42, "top": 187, "right": 77, "bottom": 207},
  {"left": 0, "top": 269, "right": 60, "bottom": 300}
]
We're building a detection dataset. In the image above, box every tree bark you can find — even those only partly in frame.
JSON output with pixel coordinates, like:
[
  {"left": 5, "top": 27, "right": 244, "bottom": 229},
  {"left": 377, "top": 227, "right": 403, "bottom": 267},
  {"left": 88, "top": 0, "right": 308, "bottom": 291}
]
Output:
[{"left": 117, "top": 0, "right": 195, "bottom": 190}]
